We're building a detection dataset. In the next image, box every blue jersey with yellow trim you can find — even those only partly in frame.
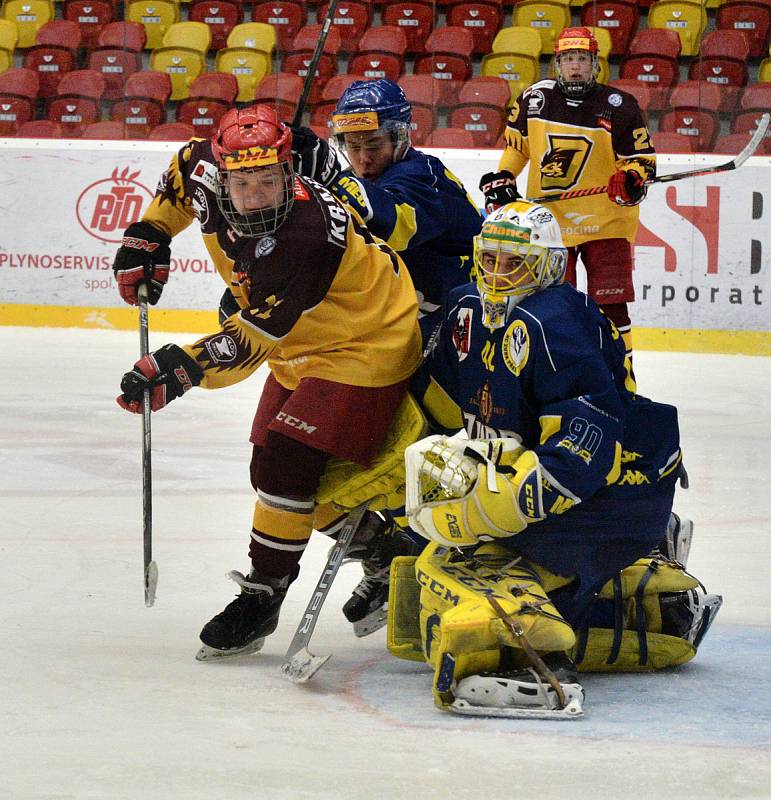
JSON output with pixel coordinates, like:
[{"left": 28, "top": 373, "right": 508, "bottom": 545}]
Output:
[
  {"left": 417, "top": 281, "right": 682, "bottom": 511},
  {"left": 331, "top": 148, "right": 483, "bottom": 316}
]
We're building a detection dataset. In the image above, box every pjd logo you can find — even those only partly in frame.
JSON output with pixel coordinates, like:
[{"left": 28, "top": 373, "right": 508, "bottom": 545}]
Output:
[
  {"left": 502, "top": 319, "right": 529, "bottom": 376},
  {"left": 76, "top": 166, "right": 154, "bottom": 243}
]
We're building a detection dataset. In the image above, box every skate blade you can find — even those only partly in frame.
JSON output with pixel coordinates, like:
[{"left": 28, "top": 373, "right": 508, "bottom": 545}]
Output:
[
  {"left": 195, "top": 637, "right": 266, "bottom": 662},
  {"left": 352, "top": 607, "right": 388, "bottom": 638},
  {"left": 280, "top": 648, "right": 331, "bottom": 683},
  {"left": 450, "top": 695, "right": 584, "bottom": 720}
]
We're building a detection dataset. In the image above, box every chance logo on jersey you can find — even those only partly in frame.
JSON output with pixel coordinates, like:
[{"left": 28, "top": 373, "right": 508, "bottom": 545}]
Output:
[{"left": 502, "top": 319, "right": 529, "bottom": 376}]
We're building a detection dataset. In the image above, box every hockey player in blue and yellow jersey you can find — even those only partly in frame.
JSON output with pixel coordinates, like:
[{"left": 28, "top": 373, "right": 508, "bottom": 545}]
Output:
[{"left": 389, "top": 200, "right": 722, "bottom": 719}]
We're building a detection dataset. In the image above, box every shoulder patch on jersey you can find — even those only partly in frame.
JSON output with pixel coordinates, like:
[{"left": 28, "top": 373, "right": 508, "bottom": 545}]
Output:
[
  {"left": 452, "top": 307, "right": 473, "bottom": 362},
  {"left": 608, "top": 93, "right": 623, "bottom": 107},
  {"left": 191, "top": 160, "right": 218, "bottom": 193},
  {"left": 205, "top": 333, "right": 237, "bottom": 363},
  {"left": 526, "top": 89, "right": 546, "bottom": 115},
  {"left": 255, "top": 236, "right": 277, "bottom": 258},
  {"left": 502, "top": 319, "right": 529, "bottom": 376}
]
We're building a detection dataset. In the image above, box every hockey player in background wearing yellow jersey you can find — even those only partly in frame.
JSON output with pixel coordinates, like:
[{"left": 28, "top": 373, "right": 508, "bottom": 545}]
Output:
[
  {"left": 480, "top": 26, "right": 655, "bottom": 359},
  {"left": 113, "top": 105, "right": 423, "bottom": 659}
]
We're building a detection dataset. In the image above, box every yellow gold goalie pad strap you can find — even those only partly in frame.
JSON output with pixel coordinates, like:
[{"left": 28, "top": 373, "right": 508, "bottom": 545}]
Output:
[
  {"left": 316, "top": 392, "right": 427, "bottom": 511},
  {"left": 414, "top": 542, "right": 576, "bottom": 708},
  {"left": 571, "top": 558, "right": 701, "bottom": 672}
]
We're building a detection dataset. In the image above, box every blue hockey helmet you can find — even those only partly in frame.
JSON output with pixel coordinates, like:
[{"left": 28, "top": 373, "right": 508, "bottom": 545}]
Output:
[{"left": 331, "top": 79, "right": 412, "bottom": 161}]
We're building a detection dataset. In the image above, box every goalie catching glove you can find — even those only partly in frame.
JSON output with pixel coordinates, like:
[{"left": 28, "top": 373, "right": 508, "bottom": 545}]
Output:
[
  {"left": 117, "top": 343, "right": 203, "bottom": 413},
  {"left": 113, "top": 221, "right": 172, "bottom": 305},
  {"left": 405, "top": 435, "right": 546, "bottom": 546}
]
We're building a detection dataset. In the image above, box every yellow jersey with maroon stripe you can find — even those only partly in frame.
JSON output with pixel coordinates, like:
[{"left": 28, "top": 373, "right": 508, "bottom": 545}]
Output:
[
  {"left": 139, "top": 137, "right": 422, "bottom": 391},
  {"left": 499, "top": 80, "right": 656, "bottom": 247}
]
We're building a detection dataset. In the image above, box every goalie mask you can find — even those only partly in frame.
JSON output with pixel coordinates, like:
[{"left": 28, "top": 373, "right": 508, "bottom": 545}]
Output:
[
  {"left": 331, "top": 79, "right": 412, "bottom": 167},
  {"left": 474, "top": 201, "right": 567, "bottom": 329},
  {"left": 211, "top": 105, "right": 295, "bottom": 237},
  {"left": 554, "top": 26, "right": 600, "bottom": 100}
]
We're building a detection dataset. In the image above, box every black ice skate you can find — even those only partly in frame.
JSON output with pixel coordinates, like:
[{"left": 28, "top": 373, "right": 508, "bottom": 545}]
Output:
[
  {"left": 660, "top": 586, "right": 723, "bottom": 649},
  {"left": 650, "top": 512, "right": 693, "bottom": 566},
  {"left": 196, "top": 570, "right": 289, "bottom": 661},
  {"left": 341, "top": 513, "right": 422, "bottom": 637}
]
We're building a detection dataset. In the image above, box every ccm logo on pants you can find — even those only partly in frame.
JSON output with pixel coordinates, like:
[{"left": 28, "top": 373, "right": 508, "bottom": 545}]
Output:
[{"left": 276, "top": 411, "right": 317, "bottom": 434}]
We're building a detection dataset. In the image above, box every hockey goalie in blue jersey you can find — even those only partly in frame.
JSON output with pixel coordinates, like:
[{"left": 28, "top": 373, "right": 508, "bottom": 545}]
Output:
[{"left": 386, "top": 200, "right": 722, "bottom": 719}]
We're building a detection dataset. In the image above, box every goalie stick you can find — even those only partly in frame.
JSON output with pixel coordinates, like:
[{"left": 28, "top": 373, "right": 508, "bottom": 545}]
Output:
[
  {"left": 291, "top": 0, "right": 341, "bottom": 127},
  {"left": 281, "top": 501, "right": 370, "bottom": 683},
  {"left": 530, "top": 112, "right": 770, "bottom": 205},
  {"left": 138, "top": 284, "right": 159, "bottom": 607}
]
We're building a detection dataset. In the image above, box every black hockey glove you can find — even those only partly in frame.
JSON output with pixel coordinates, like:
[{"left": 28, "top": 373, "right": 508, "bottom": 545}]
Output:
[
  {"left": 291, "top": 125, "right": 342, "bottom": 187},
  {"left": 479, "top": 170, "right": 520, "bottom": 214},
  {"left": 113, "top": 221, "right": 172, "bottom": 306},
  {"left": 607, "top": 169, "right": 647, "bottom": 206},
  {"left": 117, "top": 344, "right": 204, "bottom": 414}
]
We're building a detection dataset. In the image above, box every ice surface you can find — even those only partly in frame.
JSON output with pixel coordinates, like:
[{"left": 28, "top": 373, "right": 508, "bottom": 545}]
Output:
[{"left": 1, "top": 327, "right": 769, "bottom": 800}]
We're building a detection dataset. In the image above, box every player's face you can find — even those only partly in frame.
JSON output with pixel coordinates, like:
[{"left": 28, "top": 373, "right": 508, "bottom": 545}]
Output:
[
  {"left": 556, "top": 50, "right": 594, "bottom": 82},
  {"left": 479, "top": 250, "right": 538, "bottom": 293},
  {"left": 225, "top": 165, "right": 286, "bottom": 214},
  {"left": 343, "top": 130, "right": 395, "bottom": 181}
]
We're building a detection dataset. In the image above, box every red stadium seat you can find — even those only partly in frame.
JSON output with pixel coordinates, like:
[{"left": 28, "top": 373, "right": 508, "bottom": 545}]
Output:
[
  {"left": 46, "top": 68, "right": 105, "bottom": 136},
  {"left": 253, "top": 71, "right": 304, "bottom": 120},
  {"left": 688, "top": 30, "right": 749, "bottom": 112},
  {"left": 382, "top": 0, "right": 434, "bottom": 55},
  {"left": 317, "top": 0, "right": 372, "bottom": 53},
  {"left": 23, "top": 20, "right": 81, "bottom": 100},
  {"left": 650, "top": 131, "right": 695, "bottom": 153},
  {"left": 740, "top": 82, "right": 771, "bottom": 113},
  {"left": 15, "top": 119, "right": 63, "bottom": 138},
  {"left": 87, "top": 21, "right": 146, "bottom": 101},
  {"left": 308, "top": 73, "right": 366, "bottom": 130},
  {"left": 176, "top": 73, "right": 238, "bottom": 138},
  {"left": 109, "top": 70, "right": 171, "bottom": 138},
  {"left": 148, "top": 121, "right": 196, "bottom": 140},
  {"left": 251, "top": 1, "right": 307, "bottom": 52},
  {"left": 619, "top": 29, "right": 681, "bottom": 111},
  {"left": 580, "top": 0, "right": 639, "bottom": 56},
  {"left": 713, "top": 132, "right": 771, "bottom": 154},
  {"left": 659, "top": 81, "right": 722, "bottom": 152},
  {"left": 282, "top": 24, "right": 342, "bottom": 105},
  {"left": 188, "top": 0, "right": 243, "bottom": 52},
  {"left": 398, "top": 74, "right": 443, "bottom": 144},
  {"left": 716, "top": 1, "right": 771, "bottom": 58},
  {"left": 81, "top": 119, "right": 129, "bottom": 138},
  {"left": 446, "top": 1, "right": 505, "bottom": 56},
  {"left": 348, "top": 25, "right": 408, "bottom": 83},
  {"left": 731, "top": 109, "right": 771, "bottom": 137},
  {"left": 0, "top": 67, "right": 39, "bottom": 136},
  {"left": 414, "top": 26, "right": 474, "bottom": 92},
  {"left": 447, "top": 76, "right": 509, "bottom": 147},
  {"left": 63, "top": 0, "right": 114, "bottom": 50},
  {"left": 424, "top": 127, "right": 477, "bottom": 148}
]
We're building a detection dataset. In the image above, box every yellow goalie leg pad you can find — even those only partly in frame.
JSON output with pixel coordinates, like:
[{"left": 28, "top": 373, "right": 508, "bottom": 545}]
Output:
[
  {"left": 316, "top": 392, "right": 427, "bottom": 511},
  {"left": 571, "top": 558, "right": 701, "bottom": 672},
  {"left": 415, "top": 542, "right": 576, "bottom": 708},
  {"left": 386, "top": 556, "right": 425, "bottom": 662}
]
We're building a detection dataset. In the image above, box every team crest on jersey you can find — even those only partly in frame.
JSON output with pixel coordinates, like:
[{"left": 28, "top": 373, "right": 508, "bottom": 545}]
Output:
[
  {"left": 191, "top": 160, "right": 218, "bottom": 193},
  {"left": 608, "top": 93, "right": 623, "bottom": 107},
  {"left": 502, "top": 319, "right": 529, "bottom": 376},
  {"left": 452, "top": 308, "right": 473, "bottom": 361},
  {"left": 205, "top": 333, "right": 237, "bottom": 363},
  {"left": 526, "top": 89, "right": 545, "bottom": 115},
  {"left": 192, "top": 186, "right": 209, "bottom": 225},
  {"left": 255, "top": 236, "right": 277, "bottom": 258},
  {"left": 540, "top": 134, "right": 593, "bottom": 190}
]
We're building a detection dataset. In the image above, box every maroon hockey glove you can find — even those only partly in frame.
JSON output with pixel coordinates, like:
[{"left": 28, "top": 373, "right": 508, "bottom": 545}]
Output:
[
  {"left": 113, "top": 221, "right": 172, "bottom": 306},
  {"left": 117, "top": 344, "right": 204, "bottom": 414},
  {"left": 479, "top": 170, "right": 520, "bottom": 214},
  {"left": 607, "top": 170, "right": 647, "bottom": 206}
]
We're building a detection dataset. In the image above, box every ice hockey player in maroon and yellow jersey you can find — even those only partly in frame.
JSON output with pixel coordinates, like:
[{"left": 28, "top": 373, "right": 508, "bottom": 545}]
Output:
[
  {"left": 113, "top": 105, "right": 423, "bottom": 660},
  {"left": 480, "top": 26, "right": 656, "bottom": 359}
]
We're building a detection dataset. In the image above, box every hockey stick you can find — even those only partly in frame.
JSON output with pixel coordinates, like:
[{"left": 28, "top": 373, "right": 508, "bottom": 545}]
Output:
[
  {"left": 291, "top": 0, "right": 340, "bottom": 127},
  {"left": 281, "top": 500, "right": 370, "bottom": 683},
  {"left": 138, "top": 283, "right": 159, "bottom": 607},
  {"left": 530, "top": 112, "right": 770, "bottom": 205}
]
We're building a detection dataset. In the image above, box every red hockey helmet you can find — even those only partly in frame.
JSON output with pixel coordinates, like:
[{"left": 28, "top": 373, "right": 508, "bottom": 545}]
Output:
[
  {"left": 211, "top": 105, "right": 295, "bottom": 237},
  {"left": 554, "top": 26, "right": 600, "bottom": 99}
]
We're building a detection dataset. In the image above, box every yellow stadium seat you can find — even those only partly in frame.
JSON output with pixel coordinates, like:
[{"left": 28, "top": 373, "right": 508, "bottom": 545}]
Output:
[
  {"left": 759, "top": 57, "right": 771, "bottom": 83},
  {"left": 214, "top": 22, "right": 275, "bottom": 102},
  {"left": 150, "top": 21, "right": 211, "bottom": 99},
  {"left": 481, "top": 28, "right": 542, "bottom": 103},
  {"left": 511, "top": 0, "right": 572, "bottom": 54},
  {"left": 160, "top": 20, "right": 211, "bottom": 53},
  {"left": 0, "top": 18, "right": 18, "bottom": 72},
  {"left": 126, "top": 0, "right": 180, "bottom": 50},
  {"left": 2, "top": 0, "right": 54, "bottom": 49},
  {"left": 586, "top": 25, "right": 613, "bottom": 60},
  {"left": 647, "top": 0, "right": 707, "bottom": 57}
]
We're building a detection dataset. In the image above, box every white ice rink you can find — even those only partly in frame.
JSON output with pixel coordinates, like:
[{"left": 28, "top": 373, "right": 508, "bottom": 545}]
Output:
[{"left": 1, "top": 326, "right": 770, "bottom": 800}]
